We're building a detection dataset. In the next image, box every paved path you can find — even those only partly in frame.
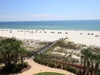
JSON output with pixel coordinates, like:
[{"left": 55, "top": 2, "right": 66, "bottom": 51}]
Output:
[{"left": 18, "top": 59, "right": 75, "bottom": 75}]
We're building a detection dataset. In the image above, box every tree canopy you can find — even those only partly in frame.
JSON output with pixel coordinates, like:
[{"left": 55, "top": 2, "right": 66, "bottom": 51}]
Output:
[
  {"left": 81, "top": 49, "right": 100, "bottom": 75},
  {"left": 0, "top": 38, "right": 27, "bottom": 66}
]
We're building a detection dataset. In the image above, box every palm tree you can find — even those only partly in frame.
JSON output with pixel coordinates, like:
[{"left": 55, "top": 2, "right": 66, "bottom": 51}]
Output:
[
  {"left": 20, "top": 47, "right": 27, "bottom": 65},
  {"left": 81, "top": 49, "right": 92, "bottom": 75},
  {"left": 89, "top": 53, "right": 95, "bottom": 75},
  {"left": 0, "top": 38, "right": 27, "bottom": 66},
  {"left": 94, "top": 53, "right": 100, "bottom": 75}
]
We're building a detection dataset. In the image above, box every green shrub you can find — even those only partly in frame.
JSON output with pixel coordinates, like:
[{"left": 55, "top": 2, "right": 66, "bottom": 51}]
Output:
[
  {"left": 34, "top": 54, "right": 78, "bottom": 74},
  {"left": 56, "top": 63, "right": 61, "bottom": 69},
  {"left": 48, "top": 62, "right": 55, "bottom": 68},
  {"left": 77, "top": 70, "right": 83, "bottom": 75},
  {"left": 2, "top": 62, "right": 28, "bottom": 73}
]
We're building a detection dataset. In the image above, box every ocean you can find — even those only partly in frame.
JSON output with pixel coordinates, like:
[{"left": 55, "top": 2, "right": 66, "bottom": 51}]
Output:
[{"left": 0, "top": 20, "right": 100, "bottom": 31}]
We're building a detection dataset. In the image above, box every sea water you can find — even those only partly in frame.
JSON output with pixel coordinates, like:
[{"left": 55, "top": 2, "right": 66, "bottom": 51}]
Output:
[{"left": 0, "top": 20, "right": 100, "bottom": 31}]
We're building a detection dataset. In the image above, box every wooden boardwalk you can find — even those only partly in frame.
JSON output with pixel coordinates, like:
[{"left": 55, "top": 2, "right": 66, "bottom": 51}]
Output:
[{"left": 29, "top": 38, "right": 62, "bottom": 57}]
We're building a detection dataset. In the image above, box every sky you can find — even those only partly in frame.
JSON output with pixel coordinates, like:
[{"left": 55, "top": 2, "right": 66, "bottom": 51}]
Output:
[{"left": 0, "top": 0, "right": 100, "bottom": 21}]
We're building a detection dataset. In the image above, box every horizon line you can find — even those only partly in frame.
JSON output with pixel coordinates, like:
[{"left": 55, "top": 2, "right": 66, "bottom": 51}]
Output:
[{"left": 0, "top": 19, "right": 100, "bottom": 22}]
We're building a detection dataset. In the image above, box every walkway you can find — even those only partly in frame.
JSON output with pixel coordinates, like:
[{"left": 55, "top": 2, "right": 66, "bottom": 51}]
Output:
[
  {"left": 18, "top": 59, "right": 75, "bottom": 75},
  {"left": 29, "top": 38, "right": 62, "bottom": 57}
]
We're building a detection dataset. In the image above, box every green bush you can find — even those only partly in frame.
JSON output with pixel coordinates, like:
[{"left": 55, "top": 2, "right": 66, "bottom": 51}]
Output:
[
  {"left": 97, "top": 72, "right": 100, "bottom": 75},
  {"left": 2, "top": 62, "right": 28, "bottom": 73},
  {"left": 77, "top": 70, "right": 83, "bottom": 75},
  {"left": 34, "top": 54, "right": 83, "bottom": 74},
  {"left": 48, "top": 61, "right": 55, "bottom": 68},
  {"left": 56, "top": 63, "right": 61, "bottom": 69}
]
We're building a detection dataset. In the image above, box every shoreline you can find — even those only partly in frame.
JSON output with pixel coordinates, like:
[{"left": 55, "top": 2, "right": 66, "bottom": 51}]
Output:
[
  {"left": 0, "top": 28, "right": 100, "bottom": 31},
  {"left": 0, "top": 29, "right": 100, "bottom": 46}
]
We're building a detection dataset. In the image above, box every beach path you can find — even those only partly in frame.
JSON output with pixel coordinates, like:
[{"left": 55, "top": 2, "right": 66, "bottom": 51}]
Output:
[{"left": 18, "top": 59, "right": 75, "bottom": 75}]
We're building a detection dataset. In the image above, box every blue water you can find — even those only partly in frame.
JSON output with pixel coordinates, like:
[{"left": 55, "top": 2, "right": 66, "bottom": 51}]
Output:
[{"left": 0, "top": 20, "right": 100, "bottom": 31}]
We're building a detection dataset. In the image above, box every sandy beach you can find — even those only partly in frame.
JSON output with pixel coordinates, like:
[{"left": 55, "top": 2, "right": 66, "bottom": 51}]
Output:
[{"left": 0, "top": 29, "right": 100, "bottom": 46}]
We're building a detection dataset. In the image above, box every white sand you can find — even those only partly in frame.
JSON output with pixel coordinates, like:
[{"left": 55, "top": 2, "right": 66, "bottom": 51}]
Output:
[
  {"left": 0, "top": 29, "right": 100, "bottom": 46},
  {"left": 18, "top": 59, "right": 75, "bottom": 75}
]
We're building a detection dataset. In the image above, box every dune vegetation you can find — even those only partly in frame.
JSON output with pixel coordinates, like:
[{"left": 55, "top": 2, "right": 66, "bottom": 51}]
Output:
[{"left": 34, "top": 39, "right": 100, "bottom": 75}]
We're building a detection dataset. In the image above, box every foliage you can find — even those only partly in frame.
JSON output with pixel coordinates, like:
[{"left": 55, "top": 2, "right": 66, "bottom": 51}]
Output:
[
  {"left": 54, "top": 39, "right": 82, "bottom": 49},
  {"left": 0, "top": 38, "right": 28, "bottom": 73},
  {"left": 33, "top": 38, "right": 100, "bottom": 75},
  {"left": 34, "top": 54, "right": 77, "bottom": 74},
  {"left": 1, "top": 62, "right": 28, "bottom": 73},
  {"left": 81, "top": 49, "right": 100, "bottom": 75}
]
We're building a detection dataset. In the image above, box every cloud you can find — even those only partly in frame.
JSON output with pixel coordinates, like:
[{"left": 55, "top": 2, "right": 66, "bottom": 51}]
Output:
[
  {"left": 0, "top": 14, "right": 100, "bottom": 21},
  {"left": 0, "top": 14, "right": 66, "bottom": 21},
  {"left": 0, "top": 15, "right": 24, "bottom": 21},
  {"left": 24, "top": 14, "right": 66, "bottom": 20}
]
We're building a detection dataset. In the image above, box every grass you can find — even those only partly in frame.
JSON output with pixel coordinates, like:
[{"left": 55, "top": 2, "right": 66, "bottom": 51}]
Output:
[{"left": 34, "top": 72, "right": 65, "bottom": 75}]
